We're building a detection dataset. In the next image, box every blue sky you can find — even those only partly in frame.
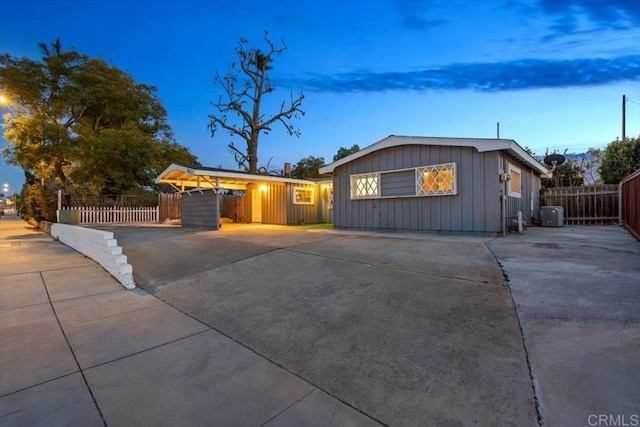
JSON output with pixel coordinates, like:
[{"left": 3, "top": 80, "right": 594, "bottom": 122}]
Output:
[{"left": 1, "top": 0, "right": 639, "bottom": 189}]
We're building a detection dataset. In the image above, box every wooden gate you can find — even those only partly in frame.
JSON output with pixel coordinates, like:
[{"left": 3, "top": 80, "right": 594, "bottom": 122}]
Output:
[
  {"left": 220, "top": 195, "right": 245, "bottom": 223},
  {"left": 540, "top": 185, "right": 618, "bottom": 225}
]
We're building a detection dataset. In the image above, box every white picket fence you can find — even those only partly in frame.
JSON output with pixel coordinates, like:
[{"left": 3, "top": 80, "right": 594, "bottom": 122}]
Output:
[{"left": 60, "top": 206, "right": 158, "bottom": 224}]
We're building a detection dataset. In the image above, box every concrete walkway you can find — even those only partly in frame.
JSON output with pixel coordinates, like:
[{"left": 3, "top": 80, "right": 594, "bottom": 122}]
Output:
[{"left": 0, "top": 216, "right": 378, "bottom": 426}]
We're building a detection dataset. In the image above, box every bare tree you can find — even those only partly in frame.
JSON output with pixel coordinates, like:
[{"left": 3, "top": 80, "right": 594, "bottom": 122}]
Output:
[{"left": 208, "top": 31, "right": 305, "bottom": 173}]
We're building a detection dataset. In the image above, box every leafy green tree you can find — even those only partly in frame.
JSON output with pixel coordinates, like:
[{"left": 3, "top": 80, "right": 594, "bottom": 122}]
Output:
[
  {"left": 208, "top": 31, "right": 305, "bottom": 173},
  {"left": 291, "top": 156, "right": 326, "bottom": 179},
  {"left": 599, "top": 137, "right": 640, "bottom": 184},
  {"left": 1, "top": 40, "right": 198, "bottom": 219},
  {"left": 333, "top": 144, "right": 360, "bottom": 161}
]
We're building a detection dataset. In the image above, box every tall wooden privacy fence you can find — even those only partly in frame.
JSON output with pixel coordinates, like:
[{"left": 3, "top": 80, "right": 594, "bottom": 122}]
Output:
[
  {"left": 158, "top": 193, "right": 181, "bottom": 221},
  {"left": 540, "top": 184, "right": 619, "bottom": 225},
  {"left": 220, "top": 195, "right": 245, "bottom": 223},
  {"left": 620, "top": 169, "right": 640, "bottom": 240}
]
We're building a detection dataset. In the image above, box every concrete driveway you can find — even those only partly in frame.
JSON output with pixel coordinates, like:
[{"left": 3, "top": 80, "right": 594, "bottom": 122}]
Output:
[
  {"left": 488, "top": 226, "right": 640, "bottom": 427},
  {"left": 107, "top": 224, "right": 536, "bottom": 426}
]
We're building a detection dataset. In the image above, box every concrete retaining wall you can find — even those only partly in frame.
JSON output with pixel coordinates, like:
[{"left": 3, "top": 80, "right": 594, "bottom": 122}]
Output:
[{"left": 50, "top": 223, "right": 135, "bottom": 289}]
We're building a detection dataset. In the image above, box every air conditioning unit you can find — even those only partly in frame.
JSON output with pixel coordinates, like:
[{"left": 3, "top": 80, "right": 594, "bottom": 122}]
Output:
[{"left": 540, "top": 206, "right": 564, "bottom": 227}]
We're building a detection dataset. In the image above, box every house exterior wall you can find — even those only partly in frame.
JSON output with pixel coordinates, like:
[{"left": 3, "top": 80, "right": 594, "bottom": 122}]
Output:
[
  {"left": 286, "top": 182, "right": 320, "bottom": 225},
  {"left": 317, "top": 183, "right": 333, "bottom": 223},
  {"left": 181, "top": 190, "right": 219, "bottom": 229},
  {"left": 502, "top": 154, "right": 541, "bottom": 226},
  {"left": 261, "top": 183, "right": 288, "bottom": 225},
  {"left": 332, "top": 145, "right": 504, "bottom": 232},
  {"left": 247, "top": 182, "right": 326, "bottom": 225}
]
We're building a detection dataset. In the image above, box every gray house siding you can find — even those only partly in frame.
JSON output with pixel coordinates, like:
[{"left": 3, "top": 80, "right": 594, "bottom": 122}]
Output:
[
  {"left": 286, "top": 182, "right": 319, "bottom": 225},
  {"left": 333, "top": 145, "right": 503, "bottom": 232},
  {"left": 252, "top": 182, "right": 323, "bottom": 225},
  {"left": 317, "top": 183, "right": 333, "bottom": 223},
  {"left": 181, "top": 190, "right": 219, "bottom": 229},
  {"left": 502, "top": 154, "right": 541, "bottom": 226},
  {"left": 261, "top": 183, "right": 287, "bottom": 225}
]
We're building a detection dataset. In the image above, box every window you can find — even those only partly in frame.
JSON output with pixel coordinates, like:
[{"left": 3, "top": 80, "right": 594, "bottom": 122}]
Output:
[
  {"left": 416, "top": 163, "right": 457, "bottom": 196},
  {"left": 350, "top": 163, "right": 457, "bottom": 199},
  {"left": 507, "top": 164, "right": 521, "bottom": 198},
  {"left": 351, "top": 173, "right": 380, "bottom": 199},
  {"left": 293, "top": 187, "right": 314, "bottom": 205}
]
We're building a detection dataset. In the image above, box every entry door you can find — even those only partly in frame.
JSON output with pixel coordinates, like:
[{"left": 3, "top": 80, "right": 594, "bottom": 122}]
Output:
[{"left": 251, "top": 189, "right": 262, "bottom": 223}]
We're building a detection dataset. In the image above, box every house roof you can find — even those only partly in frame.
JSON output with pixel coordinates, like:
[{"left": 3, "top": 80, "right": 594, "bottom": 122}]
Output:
[
  {"left": 155, "top": 163, "right": 323, "bottom": 191},
  {"left": 318, "top": 135, "right": 550, "bottom": 175}
]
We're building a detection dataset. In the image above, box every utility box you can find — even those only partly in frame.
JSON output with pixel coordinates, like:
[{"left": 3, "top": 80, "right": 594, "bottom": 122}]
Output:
[
  {"left": 57, "top": 209, "right": 80, "bottom": 225},
  {"left": 540, "top": 206, "right": 564, "bottom": 227}
]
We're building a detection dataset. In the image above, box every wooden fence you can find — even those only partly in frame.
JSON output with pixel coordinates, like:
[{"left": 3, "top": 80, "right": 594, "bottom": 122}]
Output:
[
  {"left": 220, "top": 195, "right": 245, "bottom": 223},
  {"left": 620, "top": 169, "right": 640, "bottom": 240},
  {"left": 60, "top": 206, "right": 158, "bottom": 224},
  {"left": 540, "top": 184, "right": 619, "bottom": 225},
  {"left": 158, "top": 193, "right": 181, "bottom": 221}
]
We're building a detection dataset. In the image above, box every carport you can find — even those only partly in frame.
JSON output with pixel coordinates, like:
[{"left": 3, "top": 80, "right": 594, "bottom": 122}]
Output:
[{"left": 155, "top": 164, "right": 332, "bottom": 229}]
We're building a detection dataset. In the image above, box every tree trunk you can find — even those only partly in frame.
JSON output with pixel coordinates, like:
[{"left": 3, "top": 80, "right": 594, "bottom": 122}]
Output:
[{"left": 248, "top": 135, "right": 258, "bottom": 174}]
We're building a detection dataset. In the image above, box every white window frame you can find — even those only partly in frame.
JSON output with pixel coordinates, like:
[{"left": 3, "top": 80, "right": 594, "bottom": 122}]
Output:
[
  {"left": 350, "top": 173, "right": 380, "bottom": 199},
  {"left": 415, "top": 163, "right": 457, "bottom": 196},
  {"left": 350, "top": 163, "right": 458, "bottom": 200},
  {"left": 293, "top": 187, "right": 314, "bottom": 205},
  {"left": 507, "top": 164, "right": 522, "bottom": 198}
]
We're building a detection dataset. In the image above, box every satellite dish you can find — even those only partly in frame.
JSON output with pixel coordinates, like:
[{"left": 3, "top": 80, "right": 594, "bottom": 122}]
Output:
[{"left": 543, "top": 153, "right": 566, "bottom": 166}]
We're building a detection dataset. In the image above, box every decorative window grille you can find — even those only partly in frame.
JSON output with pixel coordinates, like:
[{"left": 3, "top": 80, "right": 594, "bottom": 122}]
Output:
[
  {"left": 350, "top": 173, "right": 380, "bottom": 199},
  {"left": 416, "top": 163, "right": 457, "bottom": 196},
  {"left": 507, "top": 164, "right": 521, "bottom": 198},
  {"left": 293, "top": 187, "right": 314, "bottom": 205}
]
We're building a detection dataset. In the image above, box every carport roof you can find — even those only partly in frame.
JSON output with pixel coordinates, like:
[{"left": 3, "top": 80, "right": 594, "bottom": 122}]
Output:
[
  {"left": 155, "top": 163, "right": 326, "bottom": 191},
  {"left": 319, "top": 135, "right": 550, "bottom": 175}
]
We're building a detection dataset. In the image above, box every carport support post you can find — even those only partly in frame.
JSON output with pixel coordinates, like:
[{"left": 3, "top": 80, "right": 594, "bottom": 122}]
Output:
[{"left": 216, "top": 177, "right": 221, "bottom": 228}]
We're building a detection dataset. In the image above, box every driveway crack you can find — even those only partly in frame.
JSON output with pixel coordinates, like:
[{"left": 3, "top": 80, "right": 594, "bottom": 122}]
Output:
[{"left": 486, "top": 246, "right": 545, "bottom": 426}]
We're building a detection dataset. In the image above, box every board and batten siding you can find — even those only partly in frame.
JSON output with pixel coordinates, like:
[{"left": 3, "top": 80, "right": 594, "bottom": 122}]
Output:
[
  {"left": 286, "top": 182, "right": 319, "bottom": 225},
  {"left": 332, "top": 145, "right": 503, "bottom": 232},
  {"left": 181, "top": 190, "right": 219, "bottom": 229},
  {"left": 257, "top": 182, "right": 324, "bottom": 225},
  {"left": 502, "top": 154, "right": 541, "bottom": 226},
  {"left": 260, "top": 183, "right": 288, "bottom": 225},
  {"left": 317, "top": 183, "right": 333, "bottom": 223}
]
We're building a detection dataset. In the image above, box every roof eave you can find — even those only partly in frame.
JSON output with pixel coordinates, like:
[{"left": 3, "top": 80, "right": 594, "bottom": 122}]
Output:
[{"left": 319, "top": 135, "right": 549, "bottom": 176}]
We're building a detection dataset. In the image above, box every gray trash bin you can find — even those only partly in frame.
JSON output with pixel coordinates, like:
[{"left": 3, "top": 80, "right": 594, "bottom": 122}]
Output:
[{"left": 540, "top": 206, "right": 564, "bottom": 227}]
